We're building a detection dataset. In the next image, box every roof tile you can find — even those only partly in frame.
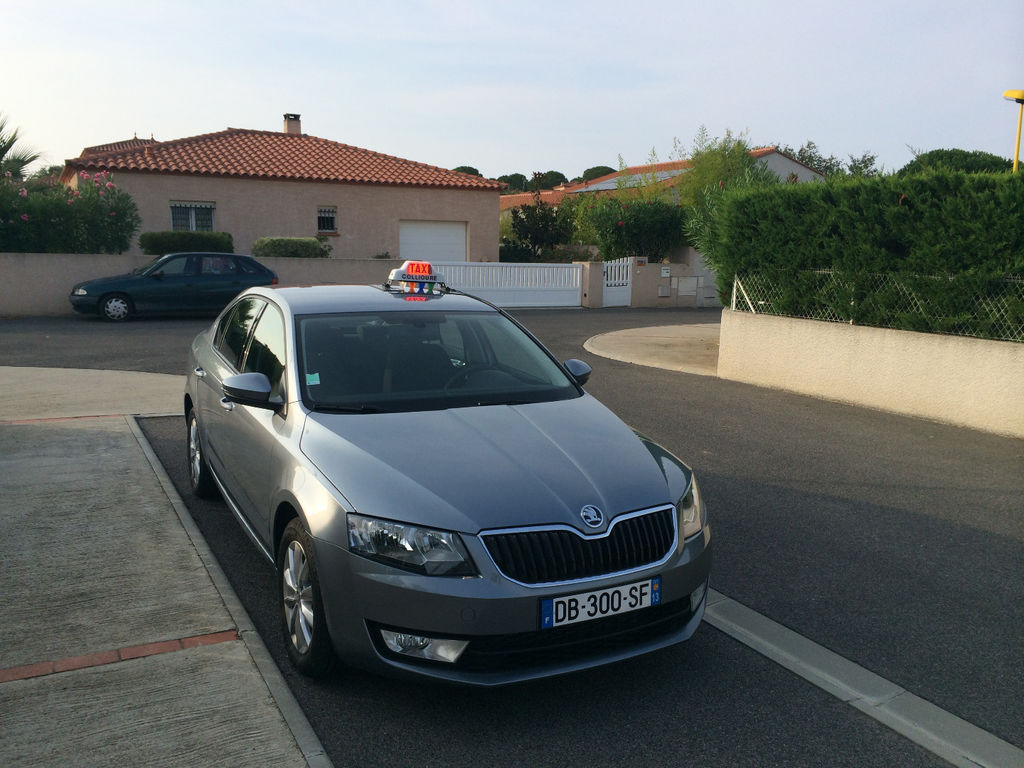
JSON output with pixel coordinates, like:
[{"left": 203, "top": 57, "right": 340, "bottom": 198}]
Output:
[{"left": 66, "top": 128, "right": 502, "bottom": 191}]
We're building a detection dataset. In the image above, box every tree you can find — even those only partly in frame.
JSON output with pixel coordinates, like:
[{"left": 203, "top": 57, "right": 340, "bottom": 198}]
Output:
[
  {"left": 897, "top": 148, "right": 1012, "bottom": 175},
  {"left": 0, "top": 114, "right": 41, "bottom": 181},
  {"left": 527, "top": 170, "right": 568, "bottom": 191},
  {"left": 452, "top": 165, "right": 481, "bottom": 176},
  {"left": 25, "top": 164, "right": 64, "bottom": 191},
  {"left": 673, "top": 127, "right": 764, "bottom": 206},
  {"left": 507, "top": 191, "right": 571, "bottom": 257},
  {"left": 776, "top": 140, "right": 880, "bottom": 177},
  {"left": 679, "top": 127, "right": 783, "bottom": 290},
  {"left": 498, "top": 173, "right": 528, "bottom": 193},
  {"left": 581, "top": 165, "right": 615, "bottom": 182}
]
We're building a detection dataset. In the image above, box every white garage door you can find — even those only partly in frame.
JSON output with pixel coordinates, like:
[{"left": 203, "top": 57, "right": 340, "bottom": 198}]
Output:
[{"left": 399, "top": 220, "right": 467, "bottom": 262}]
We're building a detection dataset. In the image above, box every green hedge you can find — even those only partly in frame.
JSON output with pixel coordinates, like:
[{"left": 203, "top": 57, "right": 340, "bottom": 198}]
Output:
[
  {"left": 712, "top": 172, "right": 1024, "bottom": 339},
  {"left": 252, "top": 237, "right": 331, "bottom": 259},
  {"left": 139, "top": 231, "right": 234, "bottom": 255},
  {"left": 715, "top": 171, "right": 1023, "bottom": 278}
]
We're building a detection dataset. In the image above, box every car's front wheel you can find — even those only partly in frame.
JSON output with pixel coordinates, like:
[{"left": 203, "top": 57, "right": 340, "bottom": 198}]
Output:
[
  {"left": 186, "top": 409, "right": 217, "bottom": 498},
  {"left": 278, "top": 518, "right": 335, "bottom": 677},
  {"left": 100, "top": 293, "right": 133, "bottom": 322}
]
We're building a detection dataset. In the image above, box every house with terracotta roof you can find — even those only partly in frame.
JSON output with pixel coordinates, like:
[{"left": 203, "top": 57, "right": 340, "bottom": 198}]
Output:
[
  {"left": 61, "top": 114, "right": 502, "bottom": 261},
  {"left": 496, "top": 148, "right": 823, "bottom": 308},
  {"left": 498, "top": 147, "right": 822, "bottom": 211}
]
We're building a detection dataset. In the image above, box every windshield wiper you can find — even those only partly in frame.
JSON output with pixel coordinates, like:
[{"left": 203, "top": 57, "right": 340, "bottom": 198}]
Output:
[{"left": 311, "top": 403, "right": 389, "bottom": 414}]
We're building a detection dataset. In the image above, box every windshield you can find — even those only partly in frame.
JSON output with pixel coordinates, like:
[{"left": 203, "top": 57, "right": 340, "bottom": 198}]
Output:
[
  {"left": 133, "top": 255, "right": 168, "bottom": 275},
  {"left": 297, "top": 310, "right": 580, "bottom": 412}
]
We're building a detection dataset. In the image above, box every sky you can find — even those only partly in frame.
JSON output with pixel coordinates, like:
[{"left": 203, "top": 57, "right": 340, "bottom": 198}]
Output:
[{"left": 4, "top": 0, "right": 1022, "bottom": 179}]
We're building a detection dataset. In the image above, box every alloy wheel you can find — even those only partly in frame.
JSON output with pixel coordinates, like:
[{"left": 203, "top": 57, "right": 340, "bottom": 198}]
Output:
[{"left": 282, "top": 540, "right": 315, "bottom": 654}]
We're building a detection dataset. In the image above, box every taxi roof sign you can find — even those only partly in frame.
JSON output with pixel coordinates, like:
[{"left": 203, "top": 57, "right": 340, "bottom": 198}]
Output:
[{"left": 386, "top": 260, "right": 447, "bottom": 296}]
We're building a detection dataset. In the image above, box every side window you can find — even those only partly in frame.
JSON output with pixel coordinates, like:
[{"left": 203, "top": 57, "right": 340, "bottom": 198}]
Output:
[
  {"left": 200, "top": 255, "right": 238, "bottom": 275},
  {"left": 156, "top": 255, "right": 192, "bottom": 276},
  {"left": 215, "top": 297, "right": 265, "bottom": 368},
  {"left": 242, "top": 305, "right": 287, "bottom": 399}
]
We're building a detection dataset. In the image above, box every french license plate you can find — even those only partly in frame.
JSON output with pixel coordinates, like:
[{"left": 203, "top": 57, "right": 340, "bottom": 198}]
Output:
[{"left": 541, "top": 577, "right": 661, "bottom": 629}]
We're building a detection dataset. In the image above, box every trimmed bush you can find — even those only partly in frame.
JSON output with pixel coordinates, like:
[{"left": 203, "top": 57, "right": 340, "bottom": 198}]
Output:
[
  {"left": 711, "top": 171, "right": 1024, "bottom": 339},
  {"left": 140, "top": 230, "right": 234, "bottom": 255},
  {"left": 713, "top": 171, "right": 1023, "bottom": 281},
  {"left": 898, "top": 149, "right": 1012, "bottom": 176},
  {"left": 252, "top": 237, "right": 330, "bottom": 259}
]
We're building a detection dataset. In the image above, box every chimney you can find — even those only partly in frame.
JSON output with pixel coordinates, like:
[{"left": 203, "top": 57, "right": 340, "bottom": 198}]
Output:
[{"left": 283, "top": 113, "right": 302, "bottom": 135}]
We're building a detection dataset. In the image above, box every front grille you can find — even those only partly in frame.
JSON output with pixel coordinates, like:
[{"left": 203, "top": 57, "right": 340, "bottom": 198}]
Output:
[{"left": 481, "top": 506, "right": 676, "bottom": 584}]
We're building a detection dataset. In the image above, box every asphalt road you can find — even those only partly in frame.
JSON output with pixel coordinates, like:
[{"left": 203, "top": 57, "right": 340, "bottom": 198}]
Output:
[{"left": 4, "top": 309, "right": 1022, "bottom": 767}]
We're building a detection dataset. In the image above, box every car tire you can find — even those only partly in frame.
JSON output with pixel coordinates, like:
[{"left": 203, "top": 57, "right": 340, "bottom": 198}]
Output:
[
  {"left": 186, "top": 409, "right": 217, "bottom": 499},
  {"left": 278, "top": 518, "right": 336, "bottom": 677},
  {"left": 99, "top": 293, "right": 133, "bottom": 322}
]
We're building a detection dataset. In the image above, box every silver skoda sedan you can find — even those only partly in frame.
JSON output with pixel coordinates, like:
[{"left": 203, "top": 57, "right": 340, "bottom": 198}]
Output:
[{"left": 184, "top": 262, "right": 711, "bottom": 685}]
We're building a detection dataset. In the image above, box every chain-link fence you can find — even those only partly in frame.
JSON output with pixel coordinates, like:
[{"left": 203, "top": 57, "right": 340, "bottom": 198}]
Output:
[{"left": 732, "top": 271, "right": 1024, "bottom": 343}]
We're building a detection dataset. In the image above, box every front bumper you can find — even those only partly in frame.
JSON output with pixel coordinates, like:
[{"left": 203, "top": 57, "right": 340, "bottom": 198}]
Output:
[
  {"left": 69, "top": 294, "right": 99, "bottom": 314},
  {"left": 314, "top": 524, "right": 711, "bottom": 685}
]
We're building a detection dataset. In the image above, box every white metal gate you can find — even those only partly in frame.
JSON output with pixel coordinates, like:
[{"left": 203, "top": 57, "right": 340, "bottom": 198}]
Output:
[
  {"left": 603, "top": 257, "right": 632, "bottom": 307},
  {"left": 434, "top": 262, "right": 582, "bottom": 308}
]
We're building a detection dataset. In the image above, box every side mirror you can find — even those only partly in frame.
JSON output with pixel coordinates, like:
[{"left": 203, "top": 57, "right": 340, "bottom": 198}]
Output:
[
  {"left": 563, "top": 358, "right": 592, "bottom": 386},
  {"left": 223, "top": 372, "right": 281, "bottom": 410}
]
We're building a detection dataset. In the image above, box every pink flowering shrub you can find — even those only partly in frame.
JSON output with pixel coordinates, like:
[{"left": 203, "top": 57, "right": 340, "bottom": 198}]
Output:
[
  {"left": 578, "top": 194, "right": 687, "bottom": 262},
  {"left": 0, "top": 169, "right": 141, "bottom": 252}
]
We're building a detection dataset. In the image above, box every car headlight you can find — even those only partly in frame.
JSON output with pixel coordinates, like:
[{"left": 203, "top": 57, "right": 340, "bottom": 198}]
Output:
[
  {"left": 347, "top": 513, "right": 477, "bottom": 576},
  {"left": 73, "top": 287, "right": 87, "bottom": 296},
  {"left": 677, "top": 475, "right": 707, "bottom": 539}
]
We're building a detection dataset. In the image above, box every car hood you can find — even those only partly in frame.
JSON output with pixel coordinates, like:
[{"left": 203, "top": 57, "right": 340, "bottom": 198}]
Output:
[
  {"left": 74, "top": 272, "right": 137, "bottom": 288},
  {"left": 299, "top": 394, "right": 686, "bottom": 534}
]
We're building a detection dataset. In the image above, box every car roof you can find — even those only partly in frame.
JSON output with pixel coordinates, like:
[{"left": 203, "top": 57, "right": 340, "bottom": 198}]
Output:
[
  {"left": 162, "top": 252, "right": 256, "bottom": 258},
  {"left": 243, "top": 284, "right": 497, "bottom": 316}
]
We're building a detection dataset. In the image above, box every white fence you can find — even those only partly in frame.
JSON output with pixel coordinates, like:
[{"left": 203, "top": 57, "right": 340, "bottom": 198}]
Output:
[{"left": 434, "top": 262, "right": 583, "bottom": 308}]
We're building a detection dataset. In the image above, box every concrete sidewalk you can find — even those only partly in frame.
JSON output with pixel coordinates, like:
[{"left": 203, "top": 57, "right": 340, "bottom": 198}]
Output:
[
  {"left": 0, "top": 325, "right": 716, "bottom": 767},
  {"left": 584, "top": 322, "right": 720, "bottom": 376},
  {"left": 0, "top": 368, "right": 329, "bottom": 768}
]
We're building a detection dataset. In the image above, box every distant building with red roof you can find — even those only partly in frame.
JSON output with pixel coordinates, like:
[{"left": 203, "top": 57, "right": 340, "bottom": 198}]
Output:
[
  {"left": 498, "top": 147, "right": 822, "bottom": 212},
  {"left": 62, "top": 114, "right": 502, "bottom": 260}
]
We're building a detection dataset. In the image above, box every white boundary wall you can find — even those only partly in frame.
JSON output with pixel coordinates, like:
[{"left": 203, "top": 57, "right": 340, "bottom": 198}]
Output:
[{"left": 718, "top": 309, "right": 1024, "bottom": 439}]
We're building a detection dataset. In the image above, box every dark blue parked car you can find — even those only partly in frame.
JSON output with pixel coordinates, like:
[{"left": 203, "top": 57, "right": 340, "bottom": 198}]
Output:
[{"left": 70, "top": 252, "right": 278, "bottom": 321}]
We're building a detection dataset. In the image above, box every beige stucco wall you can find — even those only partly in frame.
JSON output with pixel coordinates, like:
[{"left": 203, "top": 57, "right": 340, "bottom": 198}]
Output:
[
  {"left": 718, "top": 309, "right": 1024, "bottom": 438},
  {"left": 0, "top": 254, "right": 409, "bottom": 316},
  {"left": 2, "top": 253, "right": 708, "bottom": 315},
  {"left": 108, "top": 172, "right": 499, "bottom": 261},
  {"left": 629, "top": 252, "right": 722, "bottom": 309}
]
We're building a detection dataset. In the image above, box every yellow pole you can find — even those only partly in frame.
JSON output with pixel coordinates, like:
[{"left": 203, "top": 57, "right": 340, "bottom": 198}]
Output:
[
  {"left": 1014, "top": 101, "right": 1023, "bottom": 173},
  {"left": 1004, "top": 90, "right": 1024, "bottom": 173}
]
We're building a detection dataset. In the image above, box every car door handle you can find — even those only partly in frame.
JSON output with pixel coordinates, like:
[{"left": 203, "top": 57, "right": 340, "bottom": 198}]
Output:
[
  {"left": 194, "top": 367, "right": 206, "bottom": 379},
  {"left": 219, "top": 398, "right": 234, "bottom": 412}
]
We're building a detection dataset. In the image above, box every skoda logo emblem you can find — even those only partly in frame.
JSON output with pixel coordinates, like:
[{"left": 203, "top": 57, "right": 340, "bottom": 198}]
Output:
[{"left": 580, "top": 505, "right": 604, "bottom": 528}]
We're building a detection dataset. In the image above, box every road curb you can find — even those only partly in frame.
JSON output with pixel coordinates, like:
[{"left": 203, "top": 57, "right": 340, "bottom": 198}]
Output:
[{"left": 128, "top": 415, "right": 334, "bottom": 768}]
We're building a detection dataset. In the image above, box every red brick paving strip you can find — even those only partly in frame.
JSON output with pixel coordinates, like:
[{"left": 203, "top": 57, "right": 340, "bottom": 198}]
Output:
[{"left": 0, "top": 630, "right": 239, "bottom": 683}]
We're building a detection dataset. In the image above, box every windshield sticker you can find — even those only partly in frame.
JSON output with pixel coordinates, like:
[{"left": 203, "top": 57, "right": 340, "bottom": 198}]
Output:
[{"left": 306, "top": 372, "right": 321, "bottom": 385}]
